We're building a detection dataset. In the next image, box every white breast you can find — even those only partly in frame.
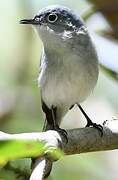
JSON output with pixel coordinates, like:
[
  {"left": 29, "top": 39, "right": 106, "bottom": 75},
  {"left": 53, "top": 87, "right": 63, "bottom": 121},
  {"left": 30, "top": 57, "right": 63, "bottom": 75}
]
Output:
[{"left": 38, "top": 53, "right": 98, "bottom": 109}]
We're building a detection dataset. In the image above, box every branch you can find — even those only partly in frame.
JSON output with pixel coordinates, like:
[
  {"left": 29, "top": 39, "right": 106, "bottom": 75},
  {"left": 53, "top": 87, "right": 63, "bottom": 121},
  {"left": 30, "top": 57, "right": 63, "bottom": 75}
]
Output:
[{"left": 0, "top": 119, "right": 118, "bottom": 179}]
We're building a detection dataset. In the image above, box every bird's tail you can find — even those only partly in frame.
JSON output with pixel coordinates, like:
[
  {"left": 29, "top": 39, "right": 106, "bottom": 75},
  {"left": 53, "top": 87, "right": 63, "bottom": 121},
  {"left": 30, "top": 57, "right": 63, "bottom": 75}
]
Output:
[{"left": 42, "top": 118, "right": 54, "bottom": 131}]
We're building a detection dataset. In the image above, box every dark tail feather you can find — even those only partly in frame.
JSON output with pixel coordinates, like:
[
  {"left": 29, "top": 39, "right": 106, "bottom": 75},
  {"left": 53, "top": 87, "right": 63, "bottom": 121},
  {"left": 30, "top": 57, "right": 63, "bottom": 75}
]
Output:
[{"left": 42, "top": 118, "right": 54, "bottom": 131}]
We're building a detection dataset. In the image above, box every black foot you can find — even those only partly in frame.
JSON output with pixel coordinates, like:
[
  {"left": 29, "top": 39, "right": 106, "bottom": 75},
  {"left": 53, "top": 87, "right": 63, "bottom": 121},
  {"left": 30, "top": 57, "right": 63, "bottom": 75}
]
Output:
[
  {"left": 54, "top": 126, "right": 68, "bottom": 143},
  {"left": 86, "top": 120, "right": 103, "bottom": 136},
  {"left": 77, "top": 104, "right": 103, "bottom": 136}
]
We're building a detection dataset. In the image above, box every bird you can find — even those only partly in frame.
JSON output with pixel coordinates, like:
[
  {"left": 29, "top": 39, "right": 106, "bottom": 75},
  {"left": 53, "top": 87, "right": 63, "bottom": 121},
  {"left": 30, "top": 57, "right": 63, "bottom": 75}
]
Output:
[
  {"left": 20, "top": 5, "right": 103, "bottom": 138},
  {"left": 20, "top": 5, "right": 103, "bottom": 178}
]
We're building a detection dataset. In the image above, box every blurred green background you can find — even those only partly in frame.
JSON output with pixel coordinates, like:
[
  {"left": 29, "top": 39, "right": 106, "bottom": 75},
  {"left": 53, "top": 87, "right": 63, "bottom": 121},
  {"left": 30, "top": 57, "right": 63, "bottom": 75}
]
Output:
[{"left": 0, "top": 0, "right": 118, "bottom": 179}]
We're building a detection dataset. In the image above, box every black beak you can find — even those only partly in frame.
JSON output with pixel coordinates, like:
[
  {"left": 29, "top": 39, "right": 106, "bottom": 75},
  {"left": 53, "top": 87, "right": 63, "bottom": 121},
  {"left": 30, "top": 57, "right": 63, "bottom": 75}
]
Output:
[{"left": 20, "top": 19, "right": 39, "bottom": 25}]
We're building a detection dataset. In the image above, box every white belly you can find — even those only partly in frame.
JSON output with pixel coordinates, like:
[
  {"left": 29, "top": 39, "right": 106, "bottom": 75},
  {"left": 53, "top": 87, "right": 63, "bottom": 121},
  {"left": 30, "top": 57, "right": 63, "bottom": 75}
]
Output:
[{"left": 39, "top": 57, "right": 98, "bottom": 108}]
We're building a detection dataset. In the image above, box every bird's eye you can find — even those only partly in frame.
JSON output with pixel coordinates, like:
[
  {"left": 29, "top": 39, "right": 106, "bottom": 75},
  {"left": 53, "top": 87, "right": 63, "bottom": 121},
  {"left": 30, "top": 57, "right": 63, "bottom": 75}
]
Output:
[{"left": 47, "top": 13, "right": 58, "bottom": 23}]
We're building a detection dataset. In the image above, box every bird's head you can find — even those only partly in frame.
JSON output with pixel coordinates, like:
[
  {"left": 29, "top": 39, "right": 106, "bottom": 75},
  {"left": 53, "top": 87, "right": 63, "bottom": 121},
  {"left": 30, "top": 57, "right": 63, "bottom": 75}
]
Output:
[{"left": 20, "top": 5, "right": 87, "bottom": 50}]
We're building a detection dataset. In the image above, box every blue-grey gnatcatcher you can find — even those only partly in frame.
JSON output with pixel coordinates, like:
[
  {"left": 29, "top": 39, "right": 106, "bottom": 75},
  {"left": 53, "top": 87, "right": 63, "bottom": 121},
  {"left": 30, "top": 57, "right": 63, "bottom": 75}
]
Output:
[{"left": 20, "top": 5, "right": 103, "bottom": 137}]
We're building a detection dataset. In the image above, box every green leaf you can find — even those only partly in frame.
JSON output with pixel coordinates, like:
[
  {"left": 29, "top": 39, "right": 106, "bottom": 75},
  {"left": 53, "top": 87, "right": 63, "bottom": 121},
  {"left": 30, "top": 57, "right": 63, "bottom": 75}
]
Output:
[
  {"left": 0, "top": 140, "right": 63, "bottom": 166},
  {"left": 0, "top": 140, "right": 45, "bottom": 166}
]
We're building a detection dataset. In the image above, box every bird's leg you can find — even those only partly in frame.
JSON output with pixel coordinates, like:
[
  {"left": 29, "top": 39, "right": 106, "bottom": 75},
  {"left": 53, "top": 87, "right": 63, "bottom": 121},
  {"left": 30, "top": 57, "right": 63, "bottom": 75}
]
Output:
[
  {"left": 69, "top": 104, "right": 74, "bottom": 110},
  {"left": 51, "top": 106, "right": 68, "bottom": 142},
  {"left": 77, "top": 104, "right": 103, "bottom": 136}
]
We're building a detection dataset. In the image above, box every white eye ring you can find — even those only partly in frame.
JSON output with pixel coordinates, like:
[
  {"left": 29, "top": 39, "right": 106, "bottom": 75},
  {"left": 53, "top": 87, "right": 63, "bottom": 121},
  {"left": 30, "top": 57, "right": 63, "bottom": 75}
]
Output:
[{"left": 47, "top": 13, "right": 58, "bottom": 23}]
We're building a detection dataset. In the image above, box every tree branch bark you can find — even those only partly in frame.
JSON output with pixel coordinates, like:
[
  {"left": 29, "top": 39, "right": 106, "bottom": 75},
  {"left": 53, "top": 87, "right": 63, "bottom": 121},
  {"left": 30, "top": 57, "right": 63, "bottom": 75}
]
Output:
[{"left": 0, "top": 119, "right": 118, "bottom": 179}]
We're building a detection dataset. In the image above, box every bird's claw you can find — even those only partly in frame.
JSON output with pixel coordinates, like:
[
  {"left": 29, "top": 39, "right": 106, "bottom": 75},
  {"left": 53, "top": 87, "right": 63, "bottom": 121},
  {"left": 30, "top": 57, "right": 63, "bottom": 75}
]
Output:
[{"left": 86, "top": 121, "right": 103, "bottom": 136}]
